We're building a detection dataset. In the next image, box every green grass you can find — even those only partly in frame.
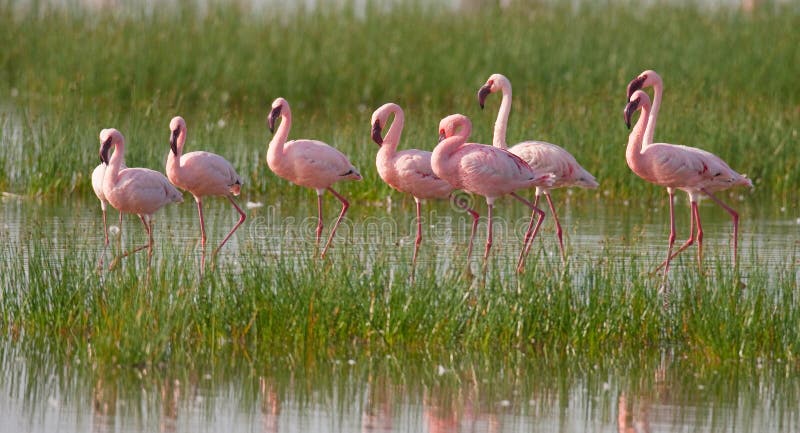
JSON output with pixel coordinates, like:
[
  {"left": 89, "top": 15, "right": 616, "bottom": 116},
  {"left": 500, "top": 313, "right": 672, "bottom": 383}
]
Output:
[{"left": 0, "top": 1, "right": 798, "bottom": 207}]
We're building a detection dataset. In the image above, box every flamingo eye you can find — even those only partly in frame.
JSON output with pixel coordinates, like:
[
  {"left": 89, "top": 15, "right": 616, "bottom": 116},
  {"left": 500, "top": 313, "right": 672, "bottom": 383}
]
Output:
[{"left": 439, "top": 129, "right": 445, "bottom": 135}]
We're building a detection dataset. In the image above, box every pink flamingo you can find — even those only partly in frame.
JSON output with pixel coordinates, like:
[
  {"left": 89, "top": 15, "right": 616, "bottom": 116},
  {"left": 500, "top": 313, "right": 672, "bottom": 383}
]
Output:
[
  {"left": 624, "top": 90, "right": 752, "bottom": 280},
  {"left": 372, "top": 102, "right": 478, "bottom": 266},
  {"left": 100, "top": 128, "right": 183, "bottom": 267},
  {"left": 91, "top": 160, "right": 123, "bottom": 246},
  {"left": 431, "top": 114, "right": 554, "bottom": 269},
  {"left": 166, "top": 116, "right": 246, "bottom": 257},
  {"left": 478, "top": 73, "right": 598, "bottom": 263},
  {"left": 267, "top": 97, "right": 362, "bottom": 258}
]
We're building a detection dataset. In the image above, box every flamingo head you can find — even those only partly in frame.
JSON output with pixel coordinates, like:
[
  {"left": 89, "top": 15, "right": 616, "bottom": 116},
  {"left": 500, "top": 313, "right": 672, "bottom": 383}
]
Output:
[
  {"left": 268, "top": 98, "right": 287, "bottom": 133},
  {"left": 169, "top": 116, "right": 186, "bottom": 156},
  {"left": 438, "top": 114, "right": 470, "bottom": 142},
  {"left": 477, "top": 73, "right": 509, "bottom": 109},
  {"left": 626, "top": 70, "right": 661, "bottom": 100},
  {"left": 99, "top": 128, "right": 122, "bottom": 164},
  {"left": 371, "top": 119, "right": 383, "bottom": 146},
  {"left": 624, "top": 90, "right": 651, "bottom": 129}
]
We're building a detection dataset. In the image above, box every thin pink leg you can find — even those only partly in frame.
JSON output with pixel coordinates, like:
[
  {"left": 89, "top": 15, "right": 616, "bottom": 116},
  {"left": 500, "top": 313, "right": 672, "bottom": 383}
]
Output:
[
  {"left": 661, "top": 189, "right": 677, "bottom": 285},
  {"left": 102, "top": 207, "right": 109, "bottom": 246},
  {"left": 544, "top": 192, "right": 565, "bottom": 261},
  {"left": 320, "top": 187, "right": 349, "bottom": 258},
  {"left": 196, "top": 198, "right": 207, "bottom": 249},
  {"left": 512, "top": 192, "right": 545, "bottom": 273},
  {"left": 701, "top": 188, "right": 739, "bottom": 265},
  {"left": 449, "top": 193, "right": 480, "bottom": 263},
  {"left": 483, "top": 202, "right": 494, "bottom": 264},
  {"left": 213, "top": 195, "right": 247, "bottom": 256},
  {"left": 412, "top": 198, "right": 422, "bottom": 267},
  {"left": 109, "top": 214, "right": 151, "bottom": 269},
  {"left": 655, "top": 200, "right": 697, "bottom": 272},
  {"left": 694, "top": 202, "right": 704, "bottom": 270},
  {"left": 316, "top": 193, "right": 324, "bottom": 248}
]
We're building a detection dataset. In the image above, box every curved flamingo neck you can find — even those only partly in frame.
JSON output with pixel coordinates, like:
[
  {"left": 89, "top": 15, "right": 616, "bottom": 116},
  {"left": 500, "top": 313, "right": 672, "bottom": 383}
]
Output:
[
  {"left": 626, "top": 103, "right": 650, "bottom": 170},
  {"left": 492, "top": 82, "right": 511, "bottom": 149},
  {"left": 441, "top": 120, "right": 471, "bottom": 157},
  {"left": 268, "top": 105, "right": 292, "bottom": 161},
  {"left": 167, "top": 128, "right": 187, "bottom": 169},
  {"left": 379, "top": 107, "right": 404, "bottom": 157},
  {"left": 105, "top": 140, "right": 125, "bottom": 186},
  {"left": 644, "top": 79, "right": 662, "bottom": 146}
]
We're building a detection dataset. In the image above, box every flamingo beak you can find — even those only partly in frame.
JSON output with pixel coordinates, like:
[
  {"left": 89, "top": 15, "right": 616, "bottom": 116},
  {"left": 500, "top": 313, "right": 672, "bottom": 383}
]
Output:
[
  {"left": 477, "top": 84, "right": 491, "bottom": 109},
  {"left": 371, "top": 121, "right": 383, "bottom": 146},
  {"left": 170, "top": 128, "right": 179, "bottom": 156},
  {"left": 268, "top": 106, "right": 282, "bottom": 134},
  {"left": 626, "top": 75, "right": 646, "bottom": 100},
  {"left": 623, "top": 98, "right": 639, "bottom": 130},
  {"left": 438, "top": 131, "right": 446, "bottom": 142},
  {"left": 100, "top": 136, "right": 112, "bottom": 164}
]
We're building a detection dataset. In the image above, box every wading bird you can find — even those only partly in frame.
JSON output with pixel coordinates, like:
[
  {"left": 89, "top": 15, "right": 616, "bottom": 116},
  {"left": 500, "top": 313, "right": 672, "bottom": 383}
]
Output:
[
  {"left": 100, "top": 128, "right": 183, "bottom": 268},
  {"left": 478, "top": 73, "right": 598, "bottom": 264},
  {"left": 166, "top": 116, "right": 246, "bottom": 258},
  {"left": 371, "top": 102, "right": 479, "bottom": 266},
  {"left": 431, "top": 114, "right": 554, "bottom": 270},
  {"left": 267, "top": 97, "right": 362, "bottom": 258},
  {"left": 624, "top": 90, "right": 752, "bottom": 281},
  {"left": 92, "top": 160, "right": 123, "bottom": 246}
]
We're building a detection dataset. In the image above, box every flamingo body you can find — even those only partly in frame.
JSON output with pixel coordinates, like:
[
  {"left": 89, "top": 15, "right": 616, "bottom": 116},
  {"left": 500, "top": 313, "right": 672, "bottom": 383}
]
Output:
[
  {"left": 372, "top": 102, "right": 455, "bottom": 266},
  {"left": 624, "top": 89, "right": 751, "bottom": 279},
  {"left": 100, "top": 128, "right": 183, "bottom": 267},
  {"left": 166, "top": 116, "right": 246, "bottom": 256},
  {"left": 477, "top": 73, "right": 597, "bottom": 261},
  {"left": 432, "top": 114, "right": 553, "bottom": 267},
  {"left": 267, "top": 97, "right": 361, "bottom": 257}
]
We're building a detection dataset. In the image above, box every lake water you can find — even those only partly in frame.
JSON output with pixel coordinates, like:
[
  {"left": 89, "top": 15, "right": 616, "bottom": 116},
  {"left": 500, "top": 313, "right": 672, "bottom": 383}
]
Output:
[{"left": 2, "top": 192, "right": 799, "bottom": 433}]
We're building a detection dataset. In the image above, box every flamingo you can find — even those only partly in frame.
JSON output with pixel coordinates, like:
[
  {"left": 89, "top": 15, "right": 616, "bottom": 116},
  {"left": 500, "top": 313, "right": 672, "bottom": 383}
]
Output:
[
  {"left": 100, "top": 128, "right": 183, "bottom": 267},
  {"left": 624, "top": 90, "right": 752, "bottom": 280},
  {"left": 477, "top": 73, "right": 598, "bottom": 264},
  {"left": 267, "top": 97, "right": 362, "bottom": 258},
  {"left": 371, "top": 102, "right": 479, "bottom": 266},
  {"left": 627, "top": 70, "right": 753, "bottom": 272},
  {"left": 431, "top": 114, "right": 554, "bottom": 269},
  {"left": 166, "top": 116, "right": 246, "bottom": 258},
  {"left": 91, "top": 160, "right": 123, "bottom": 246}
]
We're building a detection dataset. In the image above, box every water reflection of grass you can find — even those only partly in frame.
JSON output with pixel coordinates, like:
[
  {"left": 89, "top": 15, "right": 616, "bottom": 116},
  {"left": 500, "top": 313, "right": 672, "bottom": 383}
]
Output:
[{"left": 0, "top": 2, "right": 797, "bottom": 205}]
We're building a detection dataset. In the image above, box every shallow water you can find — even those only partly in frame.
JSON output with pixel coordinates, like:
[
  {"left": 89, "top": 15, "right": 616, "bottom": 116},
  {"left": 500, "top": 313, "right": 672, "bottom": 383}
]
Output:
[{"left": 2, "top": 194, "right": 799, "bottom": 432}]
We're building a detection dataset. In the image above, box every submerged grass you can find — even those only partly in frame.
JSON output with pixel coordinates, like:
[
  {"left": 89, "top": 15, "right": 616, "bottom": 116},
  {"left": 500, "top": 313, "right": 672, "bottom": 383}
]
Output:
[
  {"left": 2, "top": 224, "right": 799, "bottom": 372},
  {"left": 0, "top": 1, "right": 798, "bottom": 206}
]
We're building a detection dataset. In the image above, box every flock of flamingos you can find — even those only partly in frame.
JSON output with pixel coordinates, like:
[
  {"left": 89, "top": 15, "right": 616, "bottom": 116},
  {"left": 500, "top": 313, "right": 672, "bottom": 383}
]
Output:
[{"left": 92, "top": 70, "right": 752, "bottom": 278}]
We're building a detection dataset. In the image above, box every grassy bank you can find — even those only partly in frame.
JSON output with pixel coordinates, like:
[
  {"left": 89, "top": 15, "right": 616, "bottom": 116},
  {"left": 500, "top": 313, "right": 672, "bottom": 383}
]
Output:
[{"left": 0, "top": 1, "right": 798, "bottom": 206}]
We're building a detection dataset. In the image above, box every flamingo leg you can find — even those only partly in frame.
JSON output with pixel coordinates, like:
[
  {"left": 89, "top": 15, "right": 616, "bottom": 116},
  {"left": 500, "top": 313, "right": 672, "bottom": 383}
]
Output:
[
  {"left": 655, "top": 200, "right": 697, "bottom": 272},
  {"left": 660, "top": 189, "right": 677, "bottom": 285},
  {"left": 701, "top": 188, "right": 739, "bottom": 265},
  {"left": 544, "top": 192, "right": 566, "bottom": 262},
  {"left": 315, "top": 193, "right": 324, "bottom": 248},
  {"left": 102, "top": 205, "right": 109, "bottom": 246},
  {"left": 412, "top": 198, "right": 422, "bottom": 267},
  {"left": 512, "top": 192, "right": 545, "bottom": 273},
  {"left": 213, "top": 195, "right": 247, "bottom": 256},
  {"left": 196, "top": 198, "right": 207, "bottom": 250},
  {"left": 320, "top": 187, "right": 349, "bottom": 259},
  {"left": 449, "top": 193, "right": 480, "bottom": 263},
  {"left": 694, "top": 202, "right": 704, "bottom": 270},
  {"left": 483, "top": 202, "right": 494, "bottom": 265},
  {"left": 109, "top": 214, "right": 152, "bottom": 270}
]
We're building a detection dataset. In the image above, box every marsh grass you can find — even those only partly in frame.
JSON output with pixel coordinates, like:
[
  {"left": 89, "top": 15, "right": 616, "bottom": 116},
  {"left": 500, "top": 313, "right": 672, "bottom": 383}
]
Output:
[{"left": 0, "top": 1, "right": 797, "bottom": 206}]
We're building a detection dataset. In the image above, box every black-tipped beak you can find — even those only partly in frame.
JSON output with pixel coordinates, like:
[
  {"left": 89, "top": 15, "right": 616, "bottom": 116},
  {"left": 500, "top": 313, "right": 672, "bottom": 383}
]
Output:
[
  {"left": 438, "top": 131, "right": 446, "bottom": 142},
  {"left": 477, "top": 84, "right": 491, "bottom": 109},
  {"left": 371, "top": 121, "right": 383, "bottom": 146},
  {"left": 170, "top": 128, "right": 179, "bottom": 156},
  {"left": 624, "top": 98, "right": 639, "bottom": 130},
  {"left": 626, "top": 75, "right": 646, "bottom": 100},
  {"left": 268, "top": 106, "right": 282, "bottom": 134},
  {"left": 100, "top": 136, "right": 112, "bottom": 164}
]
